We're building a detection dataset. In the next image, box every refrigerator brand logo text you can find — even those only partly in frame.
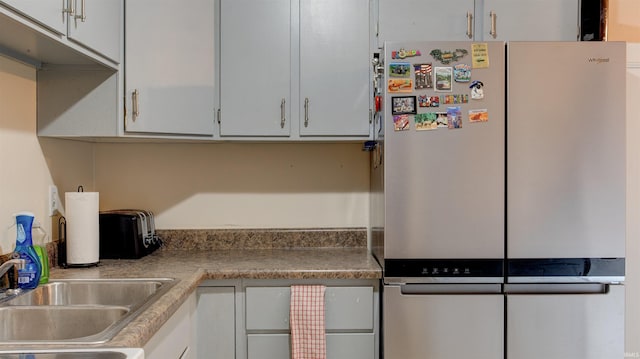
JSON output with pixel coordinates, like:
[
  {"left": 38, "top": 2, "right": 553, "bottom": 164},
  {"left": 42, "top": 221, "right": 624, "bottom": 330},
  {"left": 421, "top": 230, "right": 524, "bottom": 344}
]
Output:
[{"left": 588, "top": 57, "right": 610, "bottom": 64}]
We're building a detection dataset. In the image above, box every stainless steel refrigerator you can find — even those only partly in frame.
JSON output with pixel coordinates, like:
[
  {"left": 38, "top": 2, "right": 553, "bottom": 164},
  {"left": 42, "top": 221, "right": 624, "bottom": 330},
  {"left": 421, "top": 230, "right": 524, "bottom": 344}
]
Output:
[{"left": 371, "top": 41, "right": 625, "bottom": 359}]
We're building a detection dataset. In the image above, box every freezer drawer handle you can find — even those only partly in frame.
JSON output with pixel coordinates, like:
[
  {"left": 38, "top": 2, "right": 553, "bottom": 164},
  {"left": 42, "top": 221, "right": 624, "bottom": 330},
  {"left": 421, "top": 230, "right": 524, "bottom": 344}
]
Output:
[
  {"left": 466, "top": 12, "right": 473, "bottom": 39},
  {"left": 504, "top": 283, "right": 610, "bottom": 295},
  {"left": 489, "top": 11, "right": 497, "bottom": 38},
  {"left": 400, "top": 284, "right": 502, "bottom": 295}
]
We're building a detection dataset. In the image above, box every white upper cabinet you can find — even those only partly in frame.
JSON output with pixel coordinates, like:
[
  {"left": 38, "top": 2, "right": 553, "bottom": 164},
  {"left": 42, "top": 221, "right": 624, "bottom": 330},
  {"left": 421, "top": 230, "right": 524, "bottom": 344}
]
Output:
[
  {"left": 67, "top": 0, "right": 122, "bottom": 62},
  {"left": 0, "top": 0, "right": 122, "bottom": 62},
  {"left": 124, "top": 0, "right": 216, "bottom": 136},
  {"left": 0, "top": 0, "right": 67, "bottom": 34},
  {"left": 378, "top": 0, "right": 475, "bottom": 45},
  {"left": 219, "top": 0, "right": 372, "bottom": 139},
  {"left": 219, "top": 0, "right": 291, "bottom": 137},
  {"left": 299, "top": 0, "right": 371, "bottom": 137},
  {"left": 378, "top": 0, "right": 579, "bottom": 46},
  {"left": 481, "top": 0, "right": 579, "bottom": 41}
]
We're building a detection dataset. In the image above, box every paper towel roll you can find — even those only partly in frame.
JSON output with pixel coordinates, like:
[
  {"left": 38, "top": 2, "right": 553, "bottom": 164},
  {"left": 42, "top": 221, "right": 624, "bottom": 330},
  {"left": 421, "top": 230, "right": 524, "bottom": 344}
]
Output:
[{"left": 65, "top": 191, "right": 99, "bottom": 265}]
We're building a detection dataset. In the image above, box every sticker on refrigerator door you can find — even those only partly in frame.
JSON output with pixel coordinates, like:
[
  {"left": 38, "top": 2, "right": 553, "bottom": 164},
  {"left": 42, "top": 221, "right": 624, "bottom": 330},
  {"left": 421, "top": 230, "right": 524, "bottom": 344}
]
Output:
[
  {"left": 441, "top": 94, "right": 469, "bottom": 104},
  {"left": 389, "top": 63, "right": 411, "bottom": 78},
  {"left": 388, "top": 79, "right": 413, "bottom": 93},
  {"left": 391, "top": 48, "right": 421, "bottom": 59},
  {"left": 419, "top": 95, "right": 440, "bottom": 108},
  {"left": 434, "top": 67, "right": 453, "bottom": 92},
  {"left": 469, "top": 109, "right": 489, "bottom": 123},
  {"left": 414, "top": 113, "right": 438, "bottom": 131},
  {"left": 393, "top": 114, "right": 411, "bottom": 131},
  {"left": 470, "top": 80, "right": 484, "bottom": 100},
  {"left": 414, "top": 63, "right": 433, "bottom": 89},
  {"left": 471, "top": 43, "right": 490, "bottom": 69},
  {"left": 447, "top": 106, "right": 463, "bottom": 129},
  {"left": 418, "top": 95, "right": 440, "bottom": 108},
  {"left": 453, "top": 64, "right": 471, "bottom": 82},
  {"left": 391, "top": 96, "right": 417, "bottom": 115},
  {"left": 429, "top": 49, "right": 468, "bottom": 64}
]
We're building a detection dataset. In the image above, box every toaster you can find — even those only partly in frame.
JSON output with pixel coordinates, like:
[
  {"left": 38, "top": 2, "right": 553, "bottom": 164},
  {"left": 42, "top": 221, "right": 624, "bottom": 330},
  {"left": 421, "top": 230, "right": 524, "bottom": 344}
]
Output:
[{"left": 99, "top": 209, "right": 162, "bottom": 259}]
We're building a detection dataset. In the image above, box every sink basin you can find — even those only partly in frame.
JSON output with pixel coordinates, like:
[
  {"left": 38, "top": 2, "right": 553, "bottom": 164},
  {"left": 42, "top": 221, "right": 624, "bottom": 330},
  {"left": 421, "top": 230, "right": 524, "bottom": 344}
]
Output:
[
  {"left": 0, "top": 306, "right": 128, "bottom": 341},
  {"left": 5, "top": 279, "right": 166, "bottom": 307},
  {"left": 0, "top": 278, "right": 176, "bottom": 344}
]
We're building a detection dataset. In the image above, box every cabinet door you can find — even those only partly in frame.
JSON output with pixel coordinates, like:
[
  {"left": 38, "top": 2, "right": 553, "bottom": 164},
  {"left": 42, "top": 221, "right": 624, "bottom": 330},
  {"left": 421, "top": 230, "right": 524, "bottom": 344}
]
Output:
[
  {"left": 299, "top": 0, "right": 370, "bottom": 137},
  {"left": 482, "top": 0, "right": 578, "bottom": 41},
  {"left": 67, "top": 0, "right": 122, "bottom": 62},
  {"left": 0, "top": 0, "right": 66, "bottom": 34},
  {"left": 247, "top": 333, "right": 374, "bottom": 359},
  {"left": 196, "top": 287, "right": 235, "bottom": 359},
  {"left": 219, "top": 0, "right": 291, "bottom": 137},
  {"left": 378, "top": 0, "right": 475, "bottom": 46},
  {"left": 125, "top": 0, "right": 215, "bottom": 136}
]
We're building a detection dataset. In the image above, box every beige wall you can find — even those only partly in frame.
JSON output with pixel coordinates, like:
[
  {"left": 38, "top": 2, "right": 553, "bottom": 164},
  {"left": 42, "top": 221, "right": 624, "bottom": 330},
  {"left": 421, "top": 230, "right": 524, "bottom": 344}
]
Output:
[
  {"left": 0, "top": 56, "right": 94, "bottom": 255},
  {"left": 608, "top": 0, "right": 640, "bottom": 42},
  {"left": 93, "top": 142, "right": 369, "bottom": 229}
]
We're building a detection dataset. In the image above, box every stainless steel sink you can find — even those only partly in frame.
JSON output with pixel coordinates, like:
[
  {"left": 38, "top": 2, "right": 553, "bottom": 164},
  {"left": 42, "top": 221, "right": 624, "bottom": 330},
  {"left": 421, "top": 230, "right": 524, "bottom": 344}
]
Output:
[
  {"left": 0, "top": 278, "right": 176, "bottom": 344},
  {"left": 0, "top": 306, "right": 128, "bottom": 341},
  {"left": 5, "top": 279, "right": 165, "bottom": 307}
]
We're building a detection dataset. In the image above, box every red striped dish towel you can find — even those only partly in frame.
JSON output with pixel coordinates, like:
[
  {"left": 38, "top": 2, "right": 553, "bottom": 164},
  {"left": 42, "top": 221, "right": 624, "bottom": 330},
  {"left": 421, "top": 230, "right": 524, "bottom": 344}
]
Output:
[{"left": 290, "top": 285, "right": 327, "bottom": 359}]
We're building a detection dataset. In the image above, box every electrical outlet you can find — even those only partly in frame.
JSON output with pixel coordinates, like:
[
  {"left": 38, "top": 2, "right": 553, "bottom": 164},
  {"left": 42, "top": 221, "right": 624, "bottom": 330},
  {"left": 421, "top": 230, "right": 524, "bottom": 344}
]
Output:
[{"left": 48, "top": 185, "right": 58, "bottom": 217}]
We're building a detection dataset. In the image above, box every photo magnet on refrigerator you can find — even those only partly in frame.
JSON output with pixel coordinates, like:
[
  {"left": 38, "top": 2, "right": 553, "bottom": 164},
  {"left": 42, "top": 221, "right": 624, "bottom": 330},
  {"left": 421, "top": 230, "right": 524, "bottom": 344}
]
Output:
[{"left": 470, "top": 80, "right": 484, "bottom": 100}]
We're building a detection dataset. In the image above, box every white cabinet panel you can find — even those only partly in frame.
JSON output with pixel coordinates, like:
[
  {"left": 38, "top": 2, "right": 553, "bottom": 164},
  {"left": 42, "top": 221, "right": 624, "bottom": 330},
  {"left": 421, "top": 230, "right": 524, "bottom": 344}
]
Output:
[
  {"left": 196, "top": 287, "right": 235, "bottom": 359},
  {"left": 219, "top": 0, "right": 291, "bottom": 137},
  {"left": 247, "top": 333, "right": 374, "bottom": 359},
  {"left": 145, "top": 293, "right": 196, "bottom": 359},
  {"left": 125, "top": 0, "right": 215, "bottom": 136},
  {"left": 67, "top": 0, "right": 122, "bottom": 62},
  {"left": 378, "top": 0, "right": 475, "bottom": 46},
  {"left": 245, "top": 286, "right": 374, "bottom": 331},
  {"left": 299, "top": 0, "right": 370, "bottom": 136},
  {"left": 0, "top": 0, "right": 66, "bottom": 34},
  {"left": 482, "top": 0, "right": 579, "bottom": 41},
  {"left": 378, "top": 0, "right": 579, "bottom": 45}
]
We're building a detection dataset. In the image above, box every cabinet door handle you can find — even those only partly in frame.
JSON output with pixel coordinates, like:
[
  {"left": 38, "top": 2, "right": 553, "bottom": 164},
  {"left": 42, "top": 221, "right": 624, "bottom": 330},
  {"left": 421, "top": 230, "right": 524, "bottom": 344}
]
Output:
[
  {"left": 132, "top": 90, "right": 140, "bottom": 122},
  {"left": 63, "top": 0, "right": 74, "bottom": 15},
  {"left": 489, "top": 11, "right": 497, "bottom": 39},
  {"left": 74, "top": 0, "right": 86, "bottom": 22},
  {"left": 466, "top": 11, "right": 473, "bottom": 39},
  {"left": 280, "top": 98, "right": 286, "bottom": 128},
  {"left": 304, "top": 97, "right": 310, "bottom": 128}
]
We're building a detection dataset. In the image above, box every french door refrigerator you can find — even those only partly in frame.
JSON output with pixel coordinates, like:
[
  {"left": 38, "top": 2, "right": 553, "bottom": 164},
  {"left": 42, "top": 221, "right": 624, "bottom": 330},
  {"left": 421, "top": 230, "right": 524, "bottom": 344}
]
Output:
[{"left": 372, "top": 41, "right": 625, "bottom": 359}]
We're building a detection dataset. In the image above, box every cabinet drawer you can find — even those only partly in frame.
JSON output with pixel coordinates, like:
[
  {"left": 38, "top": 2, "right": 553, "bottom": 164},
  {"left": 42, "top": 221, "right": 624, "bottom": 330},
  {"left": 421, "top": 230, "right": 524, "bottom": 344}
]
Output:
[
  {"left": 247, "top": 333, "right": 375, "bottom": 359},
  {"left": 246, "top": 286, "right": 373, "bottom": 331}
]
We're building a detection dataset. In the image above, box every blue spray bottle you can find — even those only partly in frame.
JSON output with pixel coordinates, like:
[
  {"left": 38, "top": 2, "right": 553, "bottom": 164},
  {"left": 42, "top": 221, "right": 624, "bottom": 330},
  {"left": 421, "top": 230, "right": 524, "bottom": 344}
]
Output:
[{"left": 14, "top": 212, "right": 41, "bottom": 289}]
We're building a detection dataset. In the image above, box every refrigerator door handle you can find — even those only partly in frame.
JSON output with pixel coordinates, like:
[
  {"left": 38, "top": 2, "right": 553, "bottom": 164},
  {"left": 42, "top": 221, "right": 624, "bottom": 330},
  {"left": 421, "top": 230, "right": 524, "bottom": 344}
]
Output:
[
  {"left": 504, "top": 283, "right": 611, "bottom": 295},
  {"left": 399, "top": 283, "right": 502, "bottom": 295},
  {"left": 466, "top": 11, "right": 473, "bottom": 39}
]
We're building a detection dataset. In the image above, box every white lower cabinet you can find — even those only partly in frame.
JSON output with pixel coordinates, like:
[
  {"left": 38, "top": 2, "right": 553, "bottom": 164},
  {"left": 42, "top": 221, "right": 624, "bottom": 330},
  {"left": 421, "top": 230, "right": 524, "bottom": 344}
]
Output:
[
  {"left": 196, "top": 279, "right": 379, "bottom": 359},
  {"left": 247, "top": 333, "right": 374, "bottom": 359},
  {"left": 196, "top": 286, "right": 236, "bottom": 359},
  {"left": 144, "top": 293, "right": 196, "bottom": 359}
]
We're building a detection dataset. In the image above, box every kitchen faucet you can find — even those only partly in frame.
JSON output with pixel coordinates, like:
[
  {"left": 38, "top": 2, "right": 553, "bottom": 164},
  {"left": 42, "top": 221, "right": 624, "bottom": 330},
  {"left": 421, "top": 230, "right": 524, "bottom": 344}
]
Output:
[
  {"left": 0, "top": 258, "right": 26, "bottom": 278},
  {"left": 0, "top": 258, "right": 26, "bottom": 295}
]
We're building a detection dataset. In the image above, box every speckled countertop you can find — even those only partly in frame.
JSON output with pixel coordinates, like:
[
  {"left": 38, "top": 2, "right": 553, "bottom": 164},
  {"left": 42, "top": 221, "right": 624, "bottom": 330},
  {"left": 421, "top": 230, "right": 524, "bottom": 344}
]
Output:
[{"left": 0, "top": 228, "right": 382, "bottom": 351}]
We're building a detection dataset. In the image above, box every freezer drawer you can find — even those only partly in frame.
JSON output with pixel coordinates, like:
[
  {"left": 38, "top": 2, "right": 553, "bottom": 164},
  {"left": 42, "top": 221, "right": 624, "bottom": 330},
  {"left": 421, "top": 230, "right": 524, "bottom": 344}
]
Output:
[
  {"left": 383, "top": 284, "right": 504, "bottom": 359},
  {"left": 506, "top": 284, "right": 624, "bottom": 359}
]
